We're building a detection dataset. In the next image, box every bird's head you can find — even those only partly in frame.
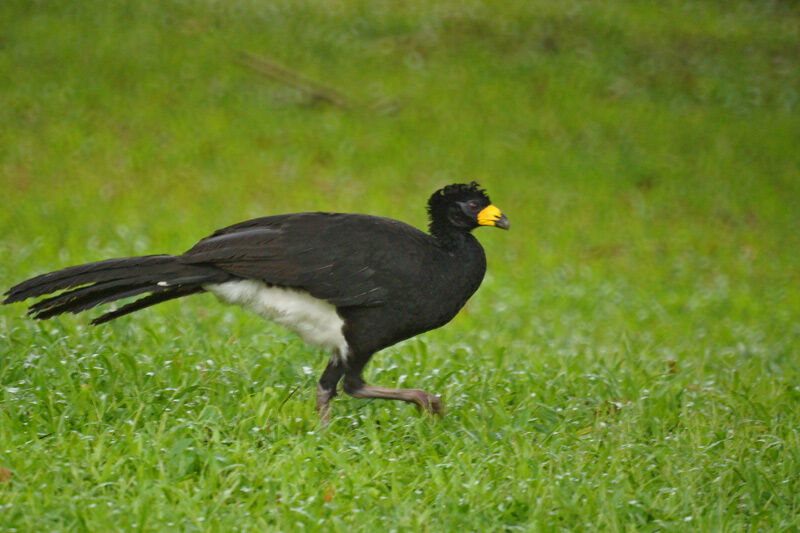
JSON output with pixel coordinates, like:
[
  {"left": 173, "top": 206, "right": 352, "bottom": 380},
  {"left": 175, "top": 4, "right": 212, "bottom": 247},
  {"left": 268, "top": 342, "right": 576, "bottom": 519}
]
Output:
[{"left": 427, "top": 182, "right": 509, "bottom": 238}]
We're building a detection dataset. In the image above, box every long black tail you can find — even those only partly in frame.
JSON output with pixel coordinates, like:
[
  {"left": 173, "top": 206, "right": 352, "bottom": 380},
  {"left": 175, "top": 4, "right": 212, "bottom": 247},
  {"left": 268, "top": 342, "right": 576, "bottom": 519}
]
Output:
[{"left": 2, "top": 255, "right": 229, "bottom": 325}]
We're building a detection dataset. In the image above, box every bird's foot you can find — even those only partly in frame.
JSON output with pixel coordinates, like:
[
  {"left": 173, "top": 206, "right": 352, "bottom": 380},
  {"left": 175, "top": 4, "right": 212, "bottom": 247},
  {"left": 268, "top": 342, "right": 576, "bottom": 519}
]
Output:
[
  {"left": 343, "top": 380, "right": 445, "bottom": 417},
  {"left": 414, "top": 391, "right": 444, "bottom": 416},
  {"left": 316, "top": 384, "right": 337, "bottom": 428}
]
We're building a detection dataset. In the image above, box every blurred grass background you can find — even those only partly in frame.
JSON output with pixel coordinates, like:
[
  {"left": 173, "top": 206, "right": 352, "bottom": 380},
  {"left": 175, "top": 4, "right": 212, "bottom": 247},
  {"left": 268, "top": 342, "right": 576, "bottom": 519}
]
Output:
[{"left": 1, "top": 0, "right": 799, "bottom": 530}]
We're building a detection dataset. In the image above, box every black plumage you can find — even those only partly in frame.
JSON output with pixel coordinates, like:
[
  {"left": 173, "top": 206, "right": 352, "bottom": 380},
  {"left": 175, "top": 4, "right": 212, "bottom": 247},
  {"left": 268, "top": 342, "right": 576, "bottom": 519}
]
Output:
[{"left": 3, "top": 182, "right": 508, "bottom": 422}]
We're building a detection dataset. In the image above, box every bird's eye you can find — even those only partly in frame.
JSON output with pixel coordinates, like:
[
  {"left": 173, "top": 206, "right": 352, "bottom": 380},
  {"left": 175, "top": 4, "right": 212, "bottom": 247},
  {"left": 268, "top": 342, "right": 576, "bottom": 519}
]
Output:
[{"left": 467, "top": 201, "right": 480, "bottom": 211}]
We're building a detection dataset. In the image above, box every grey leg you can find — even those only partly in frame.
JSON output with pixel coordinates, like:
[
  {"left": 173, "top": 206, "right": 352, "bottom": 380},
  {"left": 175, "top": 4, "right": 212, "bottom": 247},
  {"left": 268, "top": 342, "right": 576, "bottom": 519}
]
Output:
[
  {"left": 342, "top": 375, "right": 444, "bottom": 415},
  {"left": 316, "top": 357, "right": 345, "bottom": 426}
]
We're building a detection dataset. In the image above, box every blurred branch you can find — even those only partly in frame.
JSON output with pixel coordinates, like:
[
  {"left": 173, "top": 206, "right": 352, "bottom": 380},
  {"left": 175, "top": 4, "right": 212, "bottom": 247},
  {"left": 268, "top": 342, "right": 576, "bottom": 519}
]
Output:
[{"left": 237, "top": 51, "right": 354, "bottom": 110}]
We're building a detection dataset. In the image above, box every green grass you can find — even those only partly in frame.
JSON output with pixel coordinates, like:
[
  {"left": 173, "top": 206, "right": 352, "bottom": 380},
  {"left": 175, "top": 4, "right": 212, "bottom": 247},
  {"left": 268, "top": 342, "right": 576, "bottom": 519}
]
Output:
[{"left": 1, "top": 0, "right": 799, "bottom": 530}]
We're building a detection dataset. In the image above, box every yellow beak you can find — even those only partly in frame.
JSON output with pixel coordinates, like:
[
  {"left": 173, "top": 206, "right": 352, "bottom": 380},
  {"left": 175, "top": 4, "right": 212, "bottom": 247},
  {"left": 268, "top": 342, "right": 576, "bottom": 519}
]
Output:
[{"left": 477, "top": 205, "right": 510, "bottom": 229}]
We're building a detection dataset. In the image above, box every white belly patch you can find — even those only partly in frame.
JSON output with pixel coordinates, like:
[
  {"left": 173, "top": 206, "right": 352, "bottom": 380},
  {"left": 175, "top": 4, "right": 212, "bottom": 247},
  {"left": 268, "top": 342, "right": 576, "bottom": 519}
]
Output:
[{"left": 204, "top": 280, "right": 349, "bottom": 360}]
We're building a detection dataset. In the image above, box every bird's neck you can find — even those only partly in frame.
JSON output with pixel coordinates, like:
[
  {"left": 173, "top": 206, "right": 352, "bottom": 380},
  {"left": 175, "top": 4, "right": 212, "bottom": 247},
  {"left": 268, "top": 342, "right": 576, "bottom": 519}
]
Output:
[{"left": 429, "top": 223, "right": 473, "bottom": 250}]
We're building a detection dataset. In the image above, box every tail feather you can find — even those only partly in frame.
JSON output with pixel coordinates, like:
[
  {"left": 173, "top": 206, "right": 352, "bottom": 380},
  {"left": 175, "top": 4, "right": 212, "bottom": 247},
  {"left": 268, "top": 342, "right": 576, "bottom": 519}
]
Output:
[
  {"left": 3, "top": 255, "right": 229, "bottom": 323},
  {"left": 2, "top": 255, "right": 175, "bottom": 304},
  {"left": 29, "top": 281, "right": 159, "bottom": 320},
  {"left": 91, "top": 286, "right": 203, "bottom": 325}
]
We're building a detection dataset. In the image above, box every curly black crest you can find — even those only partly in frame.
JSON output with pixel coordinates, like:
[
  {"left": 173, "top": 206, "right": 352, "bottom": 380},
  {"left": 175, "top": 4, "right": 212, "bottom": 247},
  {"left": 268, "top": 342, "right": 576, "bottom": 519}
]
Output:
[
  {"left": 425, "top": 182, "right": 492, "bottom": 239},
  {"left": 427, "top": 181, "right": 489, "bottom": 217}
]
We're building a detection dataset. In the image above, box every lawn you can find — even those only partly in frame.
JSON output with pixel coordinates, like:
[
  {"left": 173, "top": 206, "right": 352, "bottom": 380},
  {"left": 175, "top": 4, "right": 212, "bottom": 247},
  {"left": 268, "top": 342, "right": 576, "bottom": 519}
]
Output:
[{"left": 1, "top": 0, "right": 799, "bottom": 530}]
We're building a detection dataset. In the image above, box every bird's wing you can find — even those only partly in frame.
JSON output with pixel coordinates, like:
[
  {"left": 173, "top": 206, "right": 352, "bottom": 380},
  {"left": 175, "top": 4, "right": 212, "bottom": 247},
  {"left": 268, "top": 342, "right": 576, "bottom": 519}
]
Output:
[{"left": 179, "top": 213, "right": 432, "bottom": 307}]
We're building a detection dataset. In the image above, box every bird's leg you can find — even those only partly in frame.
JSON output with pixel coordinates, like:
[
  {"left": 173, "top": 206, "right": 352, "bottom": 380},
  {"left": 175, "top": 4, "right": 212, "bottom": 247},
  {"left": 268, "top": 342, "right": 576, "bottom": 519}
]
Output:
[
  {"left": 316, "top": 356, "right": 345, "bottom": 426},
  {"left": 342, "top": 374, "right": 444, "bottom": 416}
]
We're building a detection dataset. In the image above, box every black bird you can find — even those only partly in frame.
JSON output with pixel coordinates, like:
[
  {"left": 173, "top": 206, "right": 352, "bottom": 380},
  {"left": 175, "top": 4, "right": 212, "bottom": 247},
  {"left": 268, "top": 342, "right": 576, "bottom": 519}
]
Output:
[{"left": 3, "top": 182, "right": 508, "bottom": 423}]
